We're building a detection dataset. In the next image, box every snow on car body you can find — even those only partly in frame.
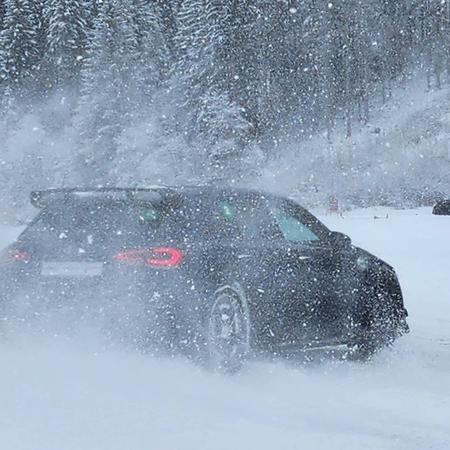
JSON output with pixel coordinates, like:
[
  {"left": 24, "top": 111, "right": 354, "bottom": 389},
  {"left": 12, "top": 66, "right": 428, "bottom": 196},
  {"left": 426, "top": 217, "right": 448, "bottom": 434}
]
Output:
[{"left": 0, "top": 187, "right": 409, "bottom": 370}]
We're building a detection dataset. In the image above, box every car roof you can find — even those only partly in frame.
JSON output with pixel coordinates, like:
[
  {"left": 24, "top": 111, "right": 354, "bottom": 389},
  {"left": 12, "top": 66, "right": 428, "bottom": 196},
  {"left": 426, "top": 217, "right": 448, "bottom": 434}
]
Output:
[
  {"left": 31, "top": 185, "right": 283, "bottom": 209},
  {"left": 172, "top": 185, "right": 279, "bottom": 199}
]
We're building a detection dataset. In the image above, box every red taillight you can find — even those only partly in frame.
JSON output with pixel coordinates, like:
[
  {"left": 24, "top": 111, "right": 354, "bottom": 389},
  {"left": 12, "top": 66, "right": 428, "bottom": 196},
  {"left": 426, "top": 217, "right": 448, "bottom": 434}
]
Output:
[
  {"left": 0, "top": 248, "right": 31, "bottom": 266},
  {"left": 146, "top": 247, "right": 183, "bottom": 267},
  {"left": 113, "top": 247, "right": 183, "bottom": 268}
]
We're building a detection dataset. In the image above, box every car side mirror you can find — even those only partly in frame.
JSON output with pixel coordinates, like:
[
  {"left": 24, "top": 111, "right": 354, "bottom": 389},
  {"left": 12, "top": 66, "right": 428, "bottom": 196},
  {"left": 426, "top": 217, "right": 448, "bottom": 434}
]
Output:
[{"left": 329, "top": 231, "right": 351, "bottom": 248}]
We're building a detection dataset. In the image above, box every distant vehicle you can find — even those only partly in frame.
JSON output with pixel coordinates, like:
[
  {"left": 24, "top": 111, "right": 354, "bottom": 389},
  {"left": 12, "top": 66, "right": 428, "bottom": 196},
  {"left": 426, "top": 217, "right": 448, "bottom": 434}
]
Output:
[
  {"left": 432, "top": 200, "right": 450, "bottom": 215},
  {"left": 0, "top": 187, "right": 409, "bottom": 371}
]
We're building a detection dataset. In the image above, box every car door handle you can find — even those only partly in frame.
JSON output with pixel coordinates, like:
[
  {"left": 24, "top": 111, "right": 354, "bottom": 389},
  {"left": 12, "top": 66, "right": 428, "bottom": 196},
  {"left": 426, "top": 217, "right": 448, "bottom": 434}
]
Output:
[{"left": 238, "top": 254, "right": 252, "bottom": 259}]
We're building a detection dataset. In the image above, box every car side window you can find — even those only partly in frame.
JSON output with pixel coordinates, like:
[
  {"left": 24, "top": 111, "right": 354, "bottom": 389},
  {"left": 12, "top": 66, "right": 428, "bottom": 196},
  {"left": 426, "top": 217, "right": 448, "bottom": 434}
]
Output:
[
  {"left": 213, "top": 194, "right": 281, "bottom": 241},
  {"left": 271, "top": 207, "right": 319, "bottom": 243}
]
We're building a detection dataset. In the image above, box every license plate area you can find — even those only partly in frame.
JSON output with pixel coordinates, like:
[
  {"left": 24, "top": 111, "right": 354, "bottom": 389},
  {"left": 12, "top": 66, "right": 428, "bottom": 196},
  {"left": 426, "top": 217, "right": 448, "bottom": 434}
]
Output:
[{"left": 41, "top": 262, "right": 104, "bottom": 277}]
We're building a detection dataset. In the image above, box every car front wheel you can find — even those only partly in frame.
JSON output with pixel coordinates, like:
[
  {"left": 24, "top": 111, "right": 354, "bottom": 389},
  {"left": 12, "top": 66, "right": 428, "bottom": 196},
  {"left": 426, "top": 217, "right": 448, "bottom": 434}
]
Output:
[{"left": 351, "top": 280, "right": 408, "bottom": 360}]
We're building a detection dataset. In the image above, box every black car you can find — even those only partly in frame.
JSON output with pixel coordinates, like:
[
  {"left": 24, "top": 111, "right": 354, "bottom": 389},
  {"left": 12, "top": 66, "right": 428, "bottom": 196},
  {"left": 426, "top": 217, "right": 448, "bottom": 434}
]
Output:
[
  {"left": 0, "top": 187, "right": 408, "bottom": 370},
  {"left": 432, "top": 200, "right": 450, "bottom": 215}
]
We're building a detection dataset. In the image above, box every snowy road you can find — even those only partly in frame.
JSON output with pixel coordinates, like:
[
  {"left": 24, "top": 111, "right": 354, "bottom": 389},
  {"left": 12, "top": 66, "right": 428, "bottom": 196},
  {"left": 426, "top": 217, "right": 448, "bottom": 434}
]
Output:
[{"left": 0, "top": 208, "right": 449, "bottom": 450}]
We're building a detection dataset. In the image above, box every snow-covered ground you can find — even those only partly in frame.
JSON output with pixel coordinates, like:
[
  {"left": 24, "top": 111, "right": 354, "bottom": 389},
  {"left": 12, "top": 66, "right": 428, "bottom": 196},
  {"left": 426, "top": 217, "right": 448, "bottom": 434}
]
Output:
[{"left": 0, "top": 207, "right": 449, "bottom": 450}]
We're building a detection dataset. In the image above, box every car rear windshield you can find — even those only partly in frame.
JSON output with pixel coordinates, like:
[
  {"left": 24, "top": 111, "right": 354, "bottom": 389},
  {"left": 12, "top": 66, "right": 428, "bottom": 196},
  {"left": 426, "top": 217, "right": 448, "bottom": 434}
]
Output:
[{"left": 19, "top": 195, "right": 277, "bottom": 251}]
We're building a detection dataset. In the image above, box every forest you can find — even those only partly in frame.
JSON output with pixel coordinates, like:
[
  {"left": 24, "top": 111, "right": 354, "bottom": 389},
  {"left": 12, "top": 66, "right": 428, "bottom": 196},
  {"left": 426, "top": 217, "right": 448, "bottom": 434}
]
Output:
[{"left": 0, "top": 0, "right": 449, "bottom": 211}]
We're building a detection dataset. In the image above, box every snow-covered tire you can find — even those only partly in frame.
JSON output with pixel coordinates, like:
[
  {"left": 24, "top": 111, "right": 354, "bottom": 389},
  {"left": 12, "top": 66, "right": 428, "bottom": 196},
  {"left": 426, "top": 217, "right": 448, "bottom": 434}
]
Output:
[
  {"left": 351, "top": 286, "right": 405, "bottom": 361},
  {"left": 206, "top": 285, "right": 251, "bottom": 373}
]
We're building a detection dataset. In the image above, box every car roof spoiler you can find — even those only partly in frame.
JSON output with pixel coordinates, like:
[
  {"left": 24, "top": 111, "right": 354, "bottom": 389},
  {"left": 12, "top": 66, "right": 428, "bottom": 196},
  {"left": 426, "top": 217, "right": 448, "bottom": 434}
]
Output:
[{"left": 30, "top": 187, "right": 181, "bottom": 209}]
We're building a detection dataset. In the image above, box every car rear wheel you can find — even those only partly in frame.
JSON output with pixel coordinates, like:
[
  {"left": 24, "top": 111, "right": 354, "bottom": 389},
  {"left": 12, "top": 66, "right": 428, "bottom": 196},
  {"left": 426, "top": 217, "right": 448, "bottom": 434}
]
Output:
[{"left": 206, "top": 286, "right": 251, "bottom": 373}]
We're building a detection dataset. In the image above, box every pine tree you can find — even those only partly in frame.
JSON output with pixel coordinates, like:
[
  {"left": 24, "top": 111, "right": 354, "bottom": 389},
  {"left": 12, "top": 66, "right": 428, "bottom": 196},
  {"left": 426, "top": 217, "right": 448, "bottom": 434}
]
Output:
[
  {"left": 0, "top": 1, "right": 6, "bottom": 28},
  {"left": 76, "top": 0, "right": 169, "bottom": 183},
  {"left": 174, "top": 0, "right": 207, "bottom": 96},
  {"left": 174, "top": 0, "right": 254, "bottom": 168},
  {"left": 0, "top": 0, "right": 43, "bottom": 105},
  {"left": 132, "top": 0, "right": 170, "bottom": 100},
  {"left": 76, "top": 0, "right": 138, "bottom": 182},
  {"left": 153, "top": 0, "right": 178, "bottom": 51},
  {"left": 45, "top": 0, "right": 89, "bottom": 87},
  {"left": 232, "top": 0, "right": 279, "bottom": 136}
]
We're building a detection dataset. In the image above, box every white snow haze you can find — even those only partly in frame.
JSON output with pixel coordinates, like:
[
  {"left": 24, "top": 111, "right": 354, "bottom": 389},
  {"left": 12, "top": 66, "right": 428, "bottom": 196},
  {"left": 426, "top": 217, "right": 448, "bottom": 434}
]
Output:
[{"left": 1, "top": 1, "right": 450, "bottom": 449}]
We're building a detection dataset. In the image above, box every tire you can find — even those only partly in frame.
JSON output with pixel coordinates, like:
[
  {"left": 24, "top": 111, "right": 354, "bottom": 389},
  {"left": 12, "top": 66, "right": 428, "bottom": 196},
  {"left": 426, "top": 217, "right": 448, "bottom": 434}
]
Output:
[
  {"left": 206, "top": 284, "right": 251, "bottom": 373},
  {"left": 351, "top": 282, "right": 406, "bottom": 361}
]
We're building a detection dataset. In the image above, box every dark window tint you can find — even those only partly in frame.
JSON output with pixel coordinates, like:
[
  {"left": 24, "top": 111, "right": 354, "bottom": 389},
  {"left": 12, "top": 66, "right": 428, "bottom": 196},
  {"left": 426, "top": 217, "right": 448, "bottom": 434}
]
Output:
[
  {"left": 20, "top": 202, "right": 163, "bottom": 254},
  {"left": 194, "top": 194, "right": 280, "bottom": 241},
  {"left": 160, "top": 193, "right": 279, "bottom": 242},
  {"left": 19, "top": 194, "right": 279, "bottom": 255}
]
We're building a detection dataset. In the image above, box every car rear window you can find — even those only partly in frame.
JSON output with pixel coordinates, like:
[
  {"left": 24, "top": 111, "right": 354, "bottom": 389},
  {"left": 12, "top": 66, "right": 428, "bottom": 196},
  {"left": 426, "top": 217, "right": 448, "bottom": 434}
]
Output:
[
  {"left": 21, "top": 202, "right": 163, "bottom": 251},
  {"left": 19, "top": 195, "right": 278, "bottom": 251}
]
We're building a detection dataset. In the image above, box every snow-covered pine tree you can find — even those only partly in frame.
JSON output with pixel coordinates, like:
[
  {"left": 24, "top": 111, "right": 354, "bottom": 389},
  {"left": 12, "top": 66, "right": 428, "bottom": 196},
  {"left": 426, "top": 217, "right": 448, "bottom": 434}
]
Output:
[
  {"left": 0, "top": 0, "right": 43, "bottom": 107},
  {"left": 197, "top": 89, "right": 253, "bottom": 156},
  {"left": 132, "top": 0, "right": 170, "bottom": 101},
  {"left": 111, "top": 0, "right": 176, "bottom": 182},
  {"left": 75, "top": 0, "right": 139, "bottom": 183},
  {"left": 421, "top": 0, "right": 448, "bottom": 90},
  {"left": 174, "top": 0, "right": 206, "bottom": 95},
  {"left": 350, "top": 1, "right": 372, "bottom": 125},
  {"left": 174, "top": 0, "right": 254, "bottom": 172},
  {"left": 153, "top": 0, "right": 178, "bottom": 52},
  {"left": 45, "top": 0, "right": 89, "bottom": 88},
  {"left": 235, "top": 0, "right": 280, "bottom": 137},
  {"left": 174, "top": 0, "right": 218, "bottom": 130},
  {"left": 0, "top": 1, "right": 6, "bottom": 28},
  {"left": 83, "top": 0, "right": 102, "bottom": 29}
]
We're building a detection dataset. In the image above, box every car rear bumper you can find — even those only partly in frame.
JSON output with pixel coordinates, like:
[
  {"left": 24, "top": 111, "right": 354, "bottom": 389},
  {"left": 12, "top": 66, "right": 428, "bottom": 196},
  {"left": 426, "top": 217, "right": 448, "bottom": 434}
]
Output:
[{"left": 0, "top": 267, "right": 204, "bottom": 327}]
